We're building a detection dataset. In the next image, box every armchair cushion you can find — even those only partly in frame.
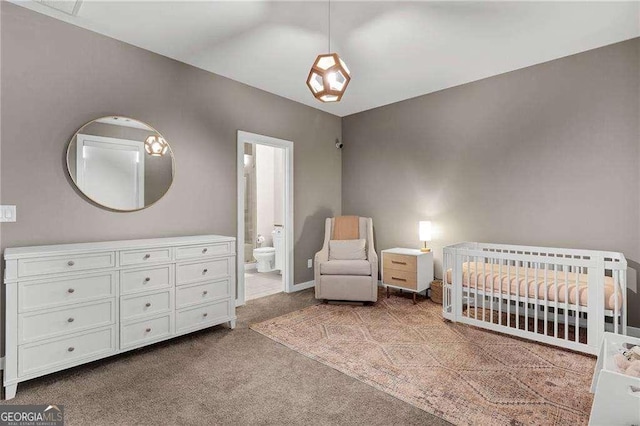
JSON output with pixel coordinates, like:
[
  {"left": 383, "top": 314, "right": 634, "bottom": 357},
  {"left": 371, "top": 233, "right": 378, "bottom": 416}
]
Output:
[
  {"left": 329, "top": 239, "right": 367, "bottom": 261},
  {"left": 320, "top": 260, "right": 372, "bottom": 276}
]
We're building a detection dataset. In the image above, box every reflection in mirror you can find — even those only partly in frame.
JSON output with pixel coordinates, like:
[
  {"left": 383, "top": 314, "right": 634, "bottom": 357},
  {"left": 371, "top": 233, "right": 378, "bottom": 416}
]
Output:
[{"left": 67, "top": 116, "right": 174, "bottom": 211}]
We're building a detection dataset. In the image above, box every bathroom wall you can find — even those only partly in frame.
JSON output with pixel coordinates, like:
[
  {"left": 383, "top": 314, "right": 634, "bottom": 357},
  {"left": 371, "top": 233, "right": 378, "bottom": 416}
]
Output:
[
  {"left": 256, "top": 144, "right": 276, "bottom": 247},
  {"left": 255, "top": 144, "right": 285, "bottom": 248}
]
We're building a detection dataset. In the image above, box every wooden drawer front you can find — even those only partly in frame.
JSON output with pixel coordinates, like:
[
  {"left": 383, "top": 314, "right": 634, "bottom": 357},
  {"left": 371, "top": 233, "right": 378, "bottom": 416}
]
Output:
[
  {"left": 121, "top": 290, "right": 171, "bottom": 322},
  {"left": 19, "top": 273, "right": 115, "bottom": 312},
  {"left": 19, "top": 300, "right": 115, "bottom": 344},
  {"left": 176, "top": 259, "right": 230, "bottom": 286},
  {"left": 176, "top": 279, "right": 230, "bottom": 309},
  {"left": 120, "top": 248, "right": 172, "bottom": 266},
  {"left": 19, "top": 326, "right": 116, "bottom": 376},
  {"left": 121, "top": 266, "right": 172, "bottom": 294},
  {"left": 18, "top": 252, "right": 115, "bottom": 278},
  {"left": 176, "top": 242, "right": 233, "bottom": 261},
  {"left": 383, "top": 253, "right": 417, "bottom": 273},
  {"left": 176, "top": 300, "right": 231, "bottom": 333},
  {"left": 383, "top": 268, "right": 417, "bottom": 290},
  {"left": 121, "top": 314, "right": 172, "bottom": 349}
]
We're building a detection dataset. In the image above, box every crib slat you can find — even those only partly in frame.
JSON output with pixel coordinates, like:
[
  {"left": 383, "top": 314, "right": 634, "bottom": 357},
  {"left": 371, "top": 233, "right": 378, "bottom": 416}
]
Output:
[
  {"left": 474, "top": 256, "right": 478, "bottom": 321},
  {"left": 614, "top": 270, "right": 619, "bottom": 335},
  {"left": 516, "top": 262, "right": 520, "bottom": 330},
  {"left": 498, "top": 259, "right": 503, "bottom": 326},
  {"left": 507, "top": 261, "right": 511, "bottom": 328},
  {"left": 575, "top": 269, "right": 579, "bottom": 343},
  {"left": 533, "top": 262, "right": 540, "bottom": 334},
  {"left": 564, "top": 268, "right": 569, "bottom": 341},
  {"left": 482, "top": 257, "right": 486, "bottom": 323},
  {"left": 489, "top": 258, "right": 494, "bottom": 324},
  {"left": 554, "top": 267, "right": 559, "bottom": 339},
  {"left": 524, "top": 262, "right": 529, "bottom": 332},
  {"left": 544, "top": 263, "right": 549, "bottom": 337}
]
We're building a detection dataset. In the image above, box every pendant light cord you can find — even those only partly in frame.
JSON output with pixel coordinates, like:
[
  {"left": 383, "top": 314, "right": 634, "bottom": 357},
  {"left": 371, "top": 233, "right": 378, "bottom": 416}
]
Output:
[{"left": 328, "top": 0, "right": 331, "bottom": 53}]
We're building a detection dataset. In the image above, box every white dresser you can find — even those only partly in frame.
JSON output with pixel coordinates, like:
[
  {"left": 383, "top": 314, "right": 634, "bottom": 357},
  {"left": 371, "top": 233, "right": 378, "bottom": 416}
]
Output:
[{"left": 3, "top": 235, "right": 236, "bottom": 399}]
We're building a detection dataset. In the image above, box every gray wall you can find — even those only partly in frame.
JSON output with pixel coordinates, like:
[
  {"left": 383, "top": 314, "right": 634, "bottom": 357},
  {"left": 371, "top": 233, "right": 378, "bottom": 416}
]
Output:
[
  {"left": 0, "top": 2, "right": 341, "bottom": 290},
  {"left": 342, "top": 38, "right": 640, "bottom": 325}
]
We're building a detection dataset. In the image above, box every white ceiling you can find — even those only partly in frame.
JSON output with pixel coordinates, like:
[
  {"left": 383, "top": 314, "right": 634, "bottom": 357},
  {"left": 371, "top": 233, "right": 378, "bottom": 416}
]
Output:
[{"left": 11, "top": 1, "right": 640, "bottom": 117}]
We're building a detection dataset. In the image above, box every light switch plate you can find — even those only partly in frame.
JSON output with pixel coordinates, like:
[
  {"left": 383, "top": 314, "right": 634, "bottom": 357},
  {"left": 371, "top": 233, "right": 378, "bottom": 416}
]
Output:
[
  {"left": 0, "top": 205, "right": 16, "bottom": 222},
  {"left": 307, "top": 259, "right": 312, "bottom": 268}
]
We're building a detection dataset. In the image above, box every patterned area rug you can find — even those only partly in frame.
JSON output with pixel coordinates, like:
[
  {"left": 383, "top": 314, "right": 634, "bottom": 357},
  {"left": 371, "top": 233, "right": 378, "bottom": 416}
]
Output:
[{"left": 250, "top": 292, "right": 595, "bottom": 425}]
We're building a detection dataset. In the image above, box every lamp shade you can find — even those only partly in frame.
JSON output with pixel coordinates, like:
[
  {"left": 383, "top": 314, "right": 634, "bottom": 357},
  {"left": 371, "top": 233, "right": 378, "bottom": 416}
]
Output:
[
  {"left": 144, "top": 135, "right": 169, "bottom": 157},
  {"left": 306, "top": 53, "right": 351, "bottom": 102},
  {"left": 419, "top": 221, "right": 432, "bottom": 242}
]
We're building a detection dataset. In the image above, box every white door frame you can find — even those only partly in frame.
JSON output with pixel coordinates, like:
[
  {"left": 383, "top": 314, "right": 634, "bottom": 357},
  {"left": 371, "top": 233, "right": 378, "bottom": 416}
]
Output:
[
  {"left": 236, "top": 131, "right": 294, "bottom": 306},
  {"left": 76, "top": 134, "right": 145, "bottom": 209}
]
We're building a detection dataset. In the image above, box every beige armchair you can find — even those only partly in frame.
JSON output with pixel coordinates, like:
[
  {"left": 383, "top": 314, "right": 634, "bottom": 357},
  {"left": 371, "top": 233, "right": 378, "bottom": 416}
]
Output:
[{"left": 314, "top": 217, "right": 378, "bottom": 302}]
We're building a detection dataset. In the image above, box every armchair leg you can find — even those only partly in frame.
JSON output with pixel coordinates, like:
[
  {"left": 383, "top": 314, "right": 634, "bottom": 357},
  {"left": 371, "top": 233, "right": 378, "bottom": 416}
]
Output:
[
  {"left": 386, "top": 286, "right": 390, "bottom": 299},
  {"left": 413, "top": 293, "right": 417, "bottom": 304}
]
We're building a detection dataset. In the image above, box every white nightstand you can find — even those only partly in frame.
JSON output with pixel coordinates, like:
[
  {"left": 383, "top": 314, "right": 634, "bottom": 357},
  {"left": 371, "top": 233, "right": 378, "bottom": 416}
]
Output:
[{"left": 381, "top": 248, "right": 434, "bottom": 304}]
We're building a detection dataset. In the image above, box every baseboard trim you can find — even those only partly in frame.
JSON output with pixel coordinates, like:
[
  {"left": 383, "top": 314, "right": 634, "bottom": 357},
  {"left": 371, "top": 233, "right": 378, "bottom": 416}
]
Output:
[
  {"left": 627, "top": 326, "right": 640, "bottom": 338},
  {"left": 291, "top": 280, "right": 315, "bottom": 291}
]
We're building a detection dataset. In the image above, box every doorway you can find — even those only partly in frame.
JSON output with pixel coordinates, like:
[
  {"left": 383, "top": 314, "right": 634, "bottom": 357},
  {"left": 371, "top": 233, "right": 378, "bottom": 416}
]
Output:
[{"left": 236, "top": 131, "right": 293, "bottom": 306}]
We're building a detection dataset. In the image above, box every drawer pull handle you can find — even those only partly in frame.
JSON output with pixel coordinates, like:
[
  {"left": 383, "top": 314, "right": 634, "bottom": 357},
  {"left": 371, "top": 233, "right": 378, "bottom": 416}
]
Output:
[
  {"left": 391, "top": 260, "right": 407, "bottom": 265},
  {"left": 145, "top": 328, "right": 151, "bottom": 333},
  {"left": 68, "top": 347, "right": 75, "bottom": 352},
  {"left": 145, "top": 302, "right": 151, "bottom": 307},
  {"left": 203, "top": 290, "right": 208, "bottom": 296},
  {"left": 144, "top": 254, "right": 151, "bottom": 260},
  {"left": 144, "top": 277, "right": 151, "bottom": 282},
  {"left": 67, "top": 317, "right": 74, "bottom": 323},
  {"left": 67, "top": 288, "right": 75, "bottom": 294},
  {"left": 391, "top": 276, "right": 407, "bottom": 282},
  {"left": 203, "top": 269, "right": 208, "bottom": 274},
  {"left": 202, "top": 248, "right": 208, "bottom": 254},
  {"left": 67, "top": 261, "right": 75, "bottom": 266},
  {"left": 203, "top": 313, "right": 208, "bottom": 317}
]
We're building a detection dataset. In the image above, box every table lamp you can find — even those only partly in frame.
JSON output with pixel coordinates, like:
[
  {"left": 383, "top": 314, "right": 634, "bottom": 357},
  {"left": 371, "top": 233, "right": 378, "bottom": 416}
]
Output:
[{"left": 419, "top": 221, "right": 432, "bottom": 252}]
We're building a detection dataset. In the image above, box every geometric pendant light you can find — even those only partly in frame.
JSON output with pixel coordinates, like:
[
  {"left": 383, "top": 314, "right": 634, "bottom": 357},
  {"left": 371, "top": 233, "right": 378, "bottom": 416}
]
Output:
[
  {"left": 306, "top": 0, "right": 351, "bottom": 102},
  {"left": 144, "top": 135, "right": 169, "bottom": 156}
]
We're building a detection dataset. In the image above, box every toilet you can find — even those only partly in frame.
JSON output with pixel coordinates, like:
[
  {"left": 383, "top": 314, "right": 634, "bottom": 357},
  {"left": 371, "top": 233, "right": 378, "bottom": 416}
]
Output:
[{"left": 253, "top": 247, "right": 276, "bottom": 272}]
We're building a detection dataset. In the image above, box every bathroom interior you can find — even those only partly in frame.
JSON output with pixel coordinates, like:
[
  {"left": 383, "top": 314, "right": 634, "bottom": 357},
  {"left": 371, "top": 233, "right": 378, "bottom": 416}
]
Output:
[{"left": 244, "top": 142, "right": 285, "bottom": 300}]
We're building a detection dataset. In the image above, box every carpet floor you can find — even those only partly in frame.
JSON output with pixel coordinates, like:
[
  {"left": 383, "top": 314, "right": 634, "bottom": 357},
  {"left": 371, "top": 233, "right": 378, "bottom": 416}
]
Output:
[
  {"left": 252, "top": 291, "right": 596, "bottom": 426},
  {"left": 0, "top": 289, "right": 449, "bottom": 425}
]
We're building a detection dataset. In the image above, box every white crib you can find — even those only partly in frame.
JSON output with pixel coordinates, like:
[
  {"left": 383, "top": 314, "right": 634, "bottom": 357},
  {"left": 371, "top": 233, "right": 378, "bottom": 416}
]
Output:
[{"left": 443, "top": 242, "right": 627, "bottom": 355}]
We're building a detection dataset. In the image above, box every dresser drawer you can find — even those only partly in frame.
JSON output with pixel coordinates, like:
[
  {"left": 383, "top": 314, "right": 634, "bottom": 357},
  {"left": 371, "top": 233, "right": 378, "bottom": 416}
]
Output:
[
  {"left": 175, "top": 242, "right": 233, "bottom": 261},
  {"left": 19, "top": 300, "right": 115, "bottom": 344},
  {"left": 18, "top": 252, "right": 115, "bottom": 278},
  {"left": 18, "top": 272, "right": 115, "bottom": 312},
  {"left": 19, "top": 326, "right": 116, "bottom": 376},
  {"left": 176, "top": 259, "right": 231, "bottom": 286},
  {"left": 121, "top": 314, "right": 172, "bottom": 349},
  {"left": 383, "top": 253, "right": 417, "bottom": 273},
  {"left": 120, "top": 265, "right": 172, "bottom": 294},
  {"left": 176, "top": 300, "right": 232, "bottom": 333},
  {"left": 383, "top": 268, "right": 417, "bottom": 290},
  {"left": 120, "top": 248, "right": 172, "bottom": 266},
  {"left": 176, "top": 279, "right": 231, "bottom": 309},
  {"left": 121, "top": 290, "right": 171, "bottom": 321}
]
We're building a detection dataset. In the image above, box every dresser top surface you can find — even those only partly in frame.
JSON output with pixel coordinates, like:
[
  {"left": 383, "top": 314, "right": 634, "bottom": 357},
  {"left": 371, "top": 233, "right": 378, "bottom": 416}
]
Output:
[
  {"left": 382, "top": 247, "right": 433, "bottom": 257},
  {"left": 4, "top": 235, "right": 235, "bottom": 259}
]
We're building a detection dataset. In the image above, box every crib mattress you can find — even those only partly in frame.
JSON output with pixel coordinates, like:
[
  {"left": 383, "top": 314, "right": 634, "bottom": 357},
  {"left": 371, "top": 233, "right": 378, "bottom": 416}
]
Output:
[{"left": 445, "top": 262, "right": 623, "bottom": 311}]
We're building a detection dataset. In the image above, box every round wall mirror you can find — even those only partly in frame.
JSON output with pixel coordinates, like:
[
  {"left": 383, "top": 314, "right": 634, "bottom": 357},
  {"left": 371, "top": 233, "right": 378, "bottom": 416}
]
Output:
[{"left": 66, "top": 116, "right": 175, "bottom": 211}]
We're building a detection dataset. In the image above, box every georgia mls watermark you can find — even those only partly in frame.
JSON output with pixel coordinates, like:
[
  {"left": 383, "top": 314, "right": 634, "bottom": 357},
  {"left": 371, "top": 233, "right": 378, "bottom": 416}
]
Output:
[{"left": 0, "top": 405, "right": 64, "bottom": 426}]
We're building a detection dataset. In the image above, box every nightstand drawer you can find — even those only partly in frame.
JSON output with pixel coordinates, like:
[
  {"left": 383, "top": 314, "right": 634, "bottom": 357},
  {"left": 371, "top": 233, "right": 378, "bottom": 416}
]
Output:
[
  {"left": 383, "top": 268, "right": 417, "bottom": 290},
  {"left": 383, "top": 253, "right": 417, "bottom": 272}
]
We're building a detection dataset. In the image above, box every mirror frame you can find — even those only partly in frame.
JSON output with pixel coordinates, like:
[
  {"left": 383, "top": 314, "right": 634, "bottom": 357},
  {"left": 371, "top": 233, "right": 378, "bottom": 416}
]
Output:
[{"left": 66, "top": 116, "right": 176, "bottom": 212}]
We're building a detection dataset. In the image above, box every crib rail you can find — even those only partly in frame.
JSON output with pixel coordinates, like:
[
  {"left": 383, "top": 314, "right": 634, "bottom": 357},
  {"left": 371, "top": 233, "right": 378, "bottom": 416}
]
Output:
[{"left": 442, "top": 242, "right": 627, "bottom": 355}]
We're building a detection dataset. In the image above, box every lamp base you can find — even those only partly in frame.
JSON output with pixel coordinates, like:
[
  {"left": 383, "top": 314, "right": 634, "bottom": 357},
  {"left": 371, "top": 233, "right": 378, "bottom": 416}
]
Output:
[{"left": 420, "top": 247, "right": 431, "bottom": 253}]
